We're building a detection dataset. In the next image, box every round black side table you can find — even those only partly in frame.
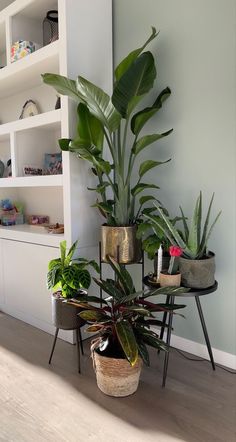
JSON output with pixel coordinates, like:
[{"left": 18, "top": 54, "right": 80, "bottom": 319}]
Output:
[{"left": 143, "top": 278, "right": 218, "bottom": 387}]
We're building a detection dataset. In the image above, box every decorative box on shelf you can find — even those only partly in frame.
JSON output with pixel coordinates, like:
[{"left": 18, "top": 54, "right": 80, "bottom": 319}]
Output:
[{"left": 11, "top": 40, "right": 41, "bottom": 63}]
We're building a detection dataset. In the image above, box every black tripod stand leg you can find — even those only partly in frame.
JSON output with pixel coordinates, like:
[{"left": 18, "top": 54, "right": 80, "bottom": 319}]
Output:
[
  {"left": 195, "top": 296, "right": 215, "bottom": 370},
  {"left": 78, "top": 327, "right": 84, "bottom": 355},
  {"left": 162, "top": 295, "right": 175, "bottom": 387},
  {"left": 48, "top": 328, "right": 59, "bottom": 365},
  {"left": 75, "top": 328, "right": 81, "bottom": 374}
]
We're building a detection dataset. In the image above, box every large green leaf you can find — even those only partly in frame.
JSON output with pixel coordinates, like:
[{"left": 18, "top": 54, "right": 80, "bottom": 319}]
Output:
[
  {"left": 112, "top": 52, "right": 156, "bottom": 118},
  {"left": 77, "top": 103, "right": 104, "bottom": 150},
  {"left": 132, "top": 130, "right": 173, "bottom": 155},
  {"left": 76, "top": 76, "right": 121, "bottom": 133},
  {"left": 139, "top": 159, "right": 171, "bottom": 178},
  {"left": 131, "top": 87, "right": 171, "bottom": 135},
  {"left": 59, "top": 138, "right": 71, "bottom": 151},
  {"left": 115, "top": 320, "right": 138, "bottom": 366},
  {"left": 42, "top": 74, "right": 80, "bottom": 101},
  {"left": 131, "top": 183, "right": 159, "bottom": 197},
  {"left": 115, "top": 27, "right": 158, "bottom": 81}
]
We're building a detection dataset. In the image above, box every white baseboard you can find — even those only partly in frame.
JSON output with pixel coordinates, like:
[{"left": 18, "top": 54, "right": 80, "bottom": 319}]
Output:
[
  {"left": 170, "top": 333, "right": 236, "bottom": 370},
  {"left": 151, "top": 326, "right": 236, "bottom": 370}
]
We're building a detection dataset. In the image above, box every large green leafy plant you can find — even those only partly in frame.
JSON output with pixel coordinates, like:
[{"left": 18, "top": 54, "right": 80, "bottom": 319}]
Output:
[
  {"left": 67, "top": 256, "right": 187, "bottom": 366},
  {"left": 145, "top": 192, "right": 221, "bottom": 260},
  {"left": 42, "top": 27, "right": 172, "bottom": 226},
  {"left": 47, "top": 240, "right": 99, "bottom": 298}
]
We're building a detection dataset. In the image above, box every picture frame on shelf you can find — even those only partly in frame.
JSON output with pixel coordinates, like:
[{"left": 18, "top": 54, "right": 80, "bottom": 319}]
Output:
[{"left": 43, "top": 153, "right": 62, "bottom": 175}]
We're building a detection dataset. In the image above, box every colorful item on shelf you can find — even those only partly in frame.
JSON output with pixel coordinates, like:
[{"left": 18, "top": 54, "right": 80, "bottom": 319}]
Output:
[
  {"left": 0, "top": 199, "right": 24, "bottom": 226},
  {"left": 28, "top": 215, "right": 50, "bottom": 226},
  {"left": 43, "top": 153, "right": 62, "bottom": 175},
  {"left": 11, "top": 40, "right": 41, "bottom": 63}
]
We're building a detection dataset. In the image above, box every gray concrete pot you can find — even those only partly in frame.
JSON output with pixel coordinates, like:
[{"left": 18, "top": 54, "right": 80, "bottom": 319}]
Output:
[
  {"left": 179, "top": 252, "right": 215, "bottom": 289},
  {"left": 51, "top": 293, "right": 85, "bottom": 330}
]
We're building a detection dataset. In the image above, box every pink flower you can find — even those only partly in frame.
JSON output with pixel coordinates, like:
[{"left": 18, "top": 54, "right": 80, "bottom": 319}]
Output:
[{"left": 169, "top": 245, "right": 183, "bottom": 257}]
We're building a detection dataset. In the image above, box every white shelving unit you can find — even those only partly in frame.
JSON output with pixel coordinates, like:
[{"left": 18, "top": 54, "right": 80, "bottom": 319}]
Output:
[{"left": 0, "top": 0, "right": 113, "bottom": 341}]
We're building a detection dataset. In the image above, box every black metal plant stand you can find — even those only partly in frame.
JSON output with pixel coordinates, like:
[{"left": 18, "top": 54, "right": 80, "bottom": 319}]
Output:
[
  {"left": 159, "top": 282, "right": 218, "bottom": 387},
  {"left": 48, "top": 327, "right": 84, "bottom": 373},
  {"left": 98, "top": 242, "right": 145, "bottom": 304}
]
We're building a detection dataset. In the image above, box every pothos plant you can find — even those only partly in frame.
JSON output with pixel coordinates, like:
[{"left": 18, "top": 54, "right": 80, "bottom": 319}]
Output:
[
  {"left": 42, "top": 27, "right": 172, "bottom": 226},
  {"left": 47, "top": 240, "right": 99, "bottom": 298},
  {"left": 67, "top": 256, "right": 188, "bottom": 366}
]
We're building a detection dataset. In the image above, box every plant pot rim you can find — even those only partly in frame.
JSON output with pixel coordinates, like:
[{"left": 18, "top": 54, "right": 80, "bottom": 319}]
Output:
[
  {"left": 180, "top": 251, "right": 215, "bottom": 261},
  {"left": 93, "top": 349, "right": 142, "bottom": 366},
  {"left": 101, "top": 224, "right": 138, "bottom": 229},
  {"left": 160, "top": 270, "right": 180, "bottom": 276}
]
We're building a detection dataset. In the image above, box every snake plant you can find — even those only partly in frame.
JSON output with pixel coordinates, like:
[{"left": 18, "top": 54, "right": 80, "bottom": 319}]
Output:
[
  {"left": 42, "top": 27, "right": 172, "bottom": 226},
  {"left": 144, "top": 192, "right": 221, "bottom": 259}
]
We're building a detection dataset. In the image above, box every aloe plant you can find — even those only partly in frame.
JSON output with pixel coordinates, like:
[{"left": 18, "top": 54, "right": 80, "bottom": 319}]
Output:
[
  {"left": 67, "top": 256, "right": 188, "bottom": 366},
  {"left": 42, "top": 27, "right": 172, "bottom": 226},
  {"left": 145, "top": 192, "right": 221, "bottom": 259},
  {"left": 47, "top": 240, "right": 99, "bottom": 298}
]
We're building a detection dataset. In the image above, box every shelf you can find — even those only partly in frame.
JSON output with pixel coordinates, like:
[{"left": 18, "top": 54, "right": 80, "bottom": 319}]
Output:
[
  {"left": 0, "top": 109, "right": 61, "bottom": 138},
  {"left": 0, "top": 40, "right": 59, "bottom": 98},
  {"left": 0, "top": 174, "right": 63, "bottom": 187},
  {"left": 0, "top": 223, "right": 64, "bottom": 247}
]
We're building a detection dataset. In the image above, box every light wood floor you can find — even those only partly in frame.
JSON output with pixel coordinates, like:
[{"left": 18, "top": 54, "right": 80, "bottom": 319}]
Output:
[{"left": 0, "top": 312, "right": 235, "bottom": 442}]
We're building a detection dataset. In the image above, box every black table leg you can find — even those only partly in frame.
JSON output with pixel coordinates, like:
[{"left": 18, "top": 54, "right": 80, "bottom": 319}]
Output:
[
  {"left": 158, "top": 295, "right": 170, "bottom": 354},
  {"left": 195, "top": 296, "right": 215, "bottom": 370},
  {"left": 162, "top": 295, "right": 175, "bottom": 387},
  {"left": 48, "top": 327, "right": 59, "bottom": 365},
  {"left": 75, "top": 328, "right": 81, "bottom": 374}
]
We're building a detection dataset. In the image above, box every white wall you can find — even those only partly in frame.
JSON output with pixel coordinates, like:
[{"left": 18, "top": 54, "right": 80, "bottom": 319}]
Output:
[{"left": 113, "top": 0, "right": 236, "bottom": 355}]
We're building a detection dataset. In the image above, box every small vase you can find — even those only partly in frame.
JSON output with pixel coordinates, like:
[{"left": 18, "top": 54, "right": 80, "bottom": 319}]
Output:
[{"left": 159, "top": 271, "right": 181, "bottom": 287}]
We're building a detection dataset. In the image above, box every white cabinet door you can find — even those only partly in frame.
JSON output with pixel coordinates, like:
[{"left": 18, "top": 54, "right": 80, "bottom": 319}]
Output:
[{"left": 1, "top": 239, "right": 59, "bottom": 333}]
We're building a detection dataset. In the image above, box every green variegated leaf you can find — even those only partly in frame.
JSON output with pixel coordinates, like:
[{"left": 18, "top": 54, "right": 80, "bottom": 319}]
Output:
[
  {"left": 79, "top": 310, "right": 109, "bottom": 322},
  {"left": 115, "top": 320, "right": 138, "bottom": 366},
  {"left": 136, "top": 340, "right": 150, "bottom": 366}
]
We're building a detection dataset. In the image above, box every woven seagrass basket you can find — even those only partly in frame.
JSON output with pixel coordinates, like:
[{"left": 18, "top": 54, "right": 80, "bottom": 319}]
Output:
[{"left": 92, "top": 351, "right": 142, "bottom": 397}]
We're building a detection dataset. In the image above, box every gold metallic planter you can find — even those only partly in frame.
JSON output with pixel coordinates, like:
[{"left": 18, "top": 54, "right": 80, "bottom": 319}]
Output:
[{"left": 101, "top": 225, "right": 142, "bottom": 264}]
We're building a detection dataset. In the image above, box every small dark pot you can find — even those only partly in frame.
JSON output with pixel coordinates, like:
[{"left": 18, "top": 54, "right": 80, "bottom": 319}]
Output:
[
  {"left": 179, "top": 252, "right": 215, "bottom": 289},
  {"left": 51, "top": 293, "right": 85, "bottom": 330},
  {"left": 101, "top": 225, "right": 142, "bottom": 264}
]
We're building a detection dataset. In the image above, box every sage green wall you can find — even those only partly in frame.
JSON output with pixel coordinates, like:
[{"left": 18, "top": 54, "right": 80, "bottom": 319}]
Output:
[{"left": 113, "top": 0, "right": 236, "bottom": 355}]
